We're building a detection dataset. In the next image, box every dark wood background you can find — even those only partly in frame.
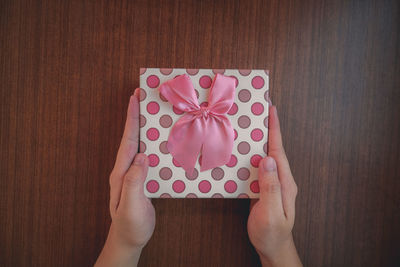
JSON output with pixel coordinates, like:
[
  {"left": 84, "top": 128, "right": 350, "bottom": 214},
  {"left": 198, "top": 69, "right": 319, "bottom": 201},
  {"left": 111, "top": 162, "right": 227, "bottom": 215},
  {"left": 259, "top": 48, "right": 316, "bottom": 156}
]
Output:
[{"left": 1, "top": 0, "right": 399, "bottom": 266}]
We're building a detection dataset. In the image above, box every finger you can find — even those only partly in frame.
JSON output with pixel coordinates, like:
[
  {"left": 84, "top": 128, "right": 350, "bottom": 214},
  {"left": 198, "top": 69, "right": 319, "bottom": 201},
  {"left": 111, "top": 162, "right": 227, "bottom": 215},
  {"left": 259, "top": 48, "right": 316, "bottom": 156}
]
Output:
[
  {"left": 109, "top": 89, "right": 140, "bottom": 216},
  {"left": 268, "top": 106, "right": 291, "bottom": 177},
  {"left": 267, "top": 106, "right": 297, "bottom": 220},
  {"left": 119, "top": 153, "right": 149, "bottom": 208},
  {"left": 113, "top": 89, "right": 140, "bottom": 177},
  {"left": 258, "top": 157, "right": 284, "bottom": 217},
  {"left": 249, "top": 199, "right": 258, "bottom": 211}
]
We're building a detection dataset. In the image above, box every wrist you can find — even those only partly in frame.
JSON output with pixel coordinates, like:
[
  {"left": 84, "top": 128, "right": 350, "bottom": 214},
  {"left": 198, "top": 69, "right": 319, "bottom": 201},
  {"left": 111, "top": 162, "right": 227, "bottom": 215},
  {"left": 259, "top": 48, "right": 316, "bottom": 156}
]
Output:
[
  {"left": 95, "top": 225, "right": 143, "bottom": 267},
  {"left": 258, "top": 236, "right": 302, "bottom": 267}
]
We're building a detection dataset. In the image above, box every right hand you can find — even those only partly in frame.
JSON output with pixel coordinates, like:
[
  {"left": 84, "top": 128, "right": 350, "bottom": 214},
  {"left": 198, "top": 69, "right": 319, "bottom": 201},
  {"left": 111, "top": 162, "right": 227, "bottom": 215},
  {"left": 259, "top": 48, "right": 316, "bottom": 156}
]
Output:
[{"left": 247, "top": 106, "right": 302, "bottom": 267}]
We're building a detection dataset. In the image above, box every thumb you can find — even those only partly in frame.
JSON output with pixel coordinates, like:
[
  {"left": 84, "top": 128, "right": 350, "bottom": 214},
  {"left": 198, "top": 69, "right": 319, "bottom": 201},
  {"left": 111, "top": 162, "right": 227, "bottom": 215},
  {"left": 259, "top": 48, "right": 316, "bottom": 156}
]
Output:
[
  {"left": 258, "top": 156, "right": 285, "bottom": 216},
  {"left": 119, "top": 153, "right": 149, "bottom": 206}
]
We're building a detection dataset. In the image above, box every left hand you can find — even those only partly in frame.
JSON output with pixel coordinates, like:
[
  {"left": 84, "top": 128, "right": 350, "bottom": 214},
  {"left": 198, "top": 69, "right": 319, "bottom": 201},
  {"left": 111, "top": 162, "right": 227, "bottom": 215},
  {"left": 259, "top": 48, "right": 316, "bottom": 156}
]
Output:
[{"left": 95, "top": 89, "right": 155, "bottom": 267}]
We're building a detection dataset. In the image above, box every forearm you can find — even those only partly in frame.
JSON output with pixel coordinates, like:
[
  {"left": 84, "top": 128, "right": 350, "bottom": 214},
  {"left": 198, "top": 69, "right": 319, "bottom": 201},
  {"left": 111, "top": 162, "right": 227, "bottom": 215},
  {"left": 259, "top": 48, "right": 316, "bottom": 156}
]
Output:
[
  {"left": 258, "top": 237, "right": 302, "bottom": 267},
  {"left": 95, "top": 227, "right": 142, "bottom": 267}
]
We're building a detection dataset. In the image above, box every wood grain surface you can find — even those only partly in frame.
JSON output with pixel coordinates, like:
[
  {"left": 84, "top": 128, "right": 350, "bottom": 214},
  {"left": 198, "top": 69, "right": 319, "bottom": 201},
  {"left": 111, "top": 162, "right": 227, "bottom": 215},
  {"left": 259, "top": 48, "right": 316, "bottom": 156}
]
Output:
[{"left": 1, "top": 0, "right": 399, "bottom": 266}]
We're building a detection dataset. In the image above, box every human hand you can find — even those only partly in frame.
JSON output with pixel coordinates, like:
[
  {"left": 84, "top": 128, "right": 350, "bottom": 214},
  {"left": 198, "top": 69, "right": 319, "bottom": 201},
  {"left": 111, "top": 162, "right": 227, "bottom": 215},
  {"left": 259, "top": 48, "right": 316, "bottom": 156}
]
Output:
[
  {"left": 247, "top": 106, "right": 302, "bottom": 267},
  {"left": 95, "top": 89, "right": 155, "bottom": 267}
]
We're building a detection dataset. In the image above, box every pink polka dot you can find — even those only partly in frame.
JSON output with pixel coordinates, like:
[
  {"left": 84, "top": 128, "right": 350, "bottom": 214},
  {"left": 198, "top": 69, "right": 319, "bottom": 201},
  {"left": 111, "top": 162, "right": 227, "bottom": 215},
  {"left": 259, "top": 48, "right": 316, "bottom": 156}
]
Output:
[
  {"left": 234, "top": 129, "right": 238, "bottom": 140},
  {"left": 146, "top": 180, "right": 159, "bottom": 193},
  {"left": 199, "top": 75, "right": 212, "bottom": 89},
  {"left": 250, "top": 180, "right": 260, "bottom": 193},
  {"left": 212, "top": 193, "right": 224, "bottom": 198},
  {"left": 186, "top": 193, "right": 198, "bottom": 198},
  {"left": 251, "top": 102, "right": 264, "bottom": 115},
  {"left": 140, "top": 68, "right": 146, "bottom": 75},
  {"left": 200, "top": 101, "right": 208, "bottom": 108},
  {"left": 251, "top": 155, "right": 263, "bottom": 167},
  {"left": 226, "top": 155, "right": 237, "bottom": 167},
  {"left": 251, "top": 76, "right": 264, "bottom": 89},
  {"left": 224, "top": 180, "right": 237, "bottom": 193},
  {"left": 147, "top": 101, "right": 160, "bottom": 114},
  {"left": 251, "top": 128, "right": 264, "bottom": 142},
  {"left": 238, "top": 193, "right": 249, "bottom": 198},
  {"left": 173, "top": 106, "right": 184, "bottom": 115},
  {"left": 148, "top": 154, "right": 159, "bottom": 167},
  {"left": 160, "top": 193, "right": 171, "bottom": 198},
  {"left": 146, "top": 75, "right": 160, "bottom": 88},
  {"left": 172, "top": 157, "right": 181, "bottom": 167},
  {"left": 228, "top": 103, "right": 238, "bottom": 115},
  {"left": 146, "top": 128, "right": 159, "bottom": 141},
  {"left": 198, "top": 180, "right": 212, "bottom": 193},
  {"left": 172, "top": 180, "right": 186, "bottom": 193},
  {"left": 230, "top": 75, "right": 238, "bottom": 87}
]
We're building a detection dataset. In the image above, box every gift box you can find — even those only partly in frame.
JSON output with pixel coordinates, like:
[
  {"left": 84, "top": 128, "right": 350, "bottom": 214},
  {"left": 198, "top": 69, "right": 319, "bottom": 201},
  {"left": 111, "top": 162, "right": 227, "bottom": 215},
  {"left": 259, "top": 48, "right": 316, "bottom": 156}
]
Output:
[{"left": 139, "top": 68, "right": 269, "bottom": 198}]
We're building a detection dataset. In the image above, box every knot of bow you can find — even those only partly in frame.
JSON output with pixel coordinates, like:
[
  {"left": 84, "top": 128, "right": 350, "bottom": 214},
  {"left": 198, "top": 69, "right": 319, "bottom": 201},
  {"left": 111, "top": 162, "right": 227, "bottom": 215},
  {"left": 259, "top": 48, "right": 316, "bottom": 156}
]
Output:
[{"left": 158, "top": 74, "right": 236, "bottom": 175}]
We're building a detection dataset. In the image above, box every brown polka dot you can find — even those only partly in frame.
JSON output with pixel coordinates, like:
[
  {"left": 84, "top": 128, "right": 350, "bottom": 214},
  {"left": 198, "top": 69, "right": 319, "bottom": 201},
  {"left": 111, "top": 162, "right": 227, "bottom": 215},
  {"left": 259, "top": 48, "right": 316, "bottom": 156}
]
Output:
[
  {"left": 139, "top": 88, "right": 146, "bottom": 101},
  {"left": 159, "top": 141, "right": 169, "bottom": 154},
  {"left": 139, "top": 115, "right": 146, "bottom": 128},
  {"left": 185, "top": 168, "right": 199, "bottom": 180},
  {"left": 238, "top": 115, "right": 251, "bottom": 128},
  {"left": 238, "top": 141, "right": 250, "bottom": 155},
  {"left": 239, "top": 69, "right": 252, "bottom": 76},
  {"left": 237, "top": 167, "right": 250, "bottom": 180},
  {"left": 263, "top": 142, "right": 268, "bottom": 154},
  {"left": 160, "top": 193, "right": 171, "bottom": 198},
  {"left": 139, "top": 141, "right": 146, "bottom": 153},
  {"left": 159, "top": 92, "right": 168, "bottom": 102},
  {"left": 186, "top": 69, "right": 199, "bottom": 75},
  {"left": 186, "top": 193, "right": 198, "bottom": 198},
  {"left": 211, "top": 167, "right": 224, "bottom": 180},
  {"left": 264, "top": 90, "right": 269, "bottom": 102},
  {"left": 264, "top": 116, "right": 268, "bottom": 128},
  {"left": 159, "top": 115, "right": 172, "bottom": 128},
  {"left": 160, "top": 68, "right": 173, "bottom": 75},
  {"left": 140, "top": 68, "right": 146, "bottom": 75},
  {"left": 212, "top": 69, "right": 225, "bottom": 74},
  {"left": 159, "top": 167, "right": 172, "bottom": 180},
  {"left": 212, "top": 193, "right": 223, "bottom": 198},
  {"left": 238, "top": 89, "right": 251, "bottom": 102}
]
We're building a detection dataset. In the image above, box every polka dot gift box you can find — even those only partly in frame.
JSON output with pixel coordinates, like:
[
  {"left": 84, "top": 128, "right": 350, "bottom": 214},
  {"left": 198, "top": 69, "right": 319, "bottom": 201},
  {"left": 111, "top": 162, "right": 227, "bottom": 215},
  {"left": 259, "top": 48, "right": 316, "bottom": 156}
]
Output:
[{"left": 139, "top": 68, "right": 269, "bottom": 198}]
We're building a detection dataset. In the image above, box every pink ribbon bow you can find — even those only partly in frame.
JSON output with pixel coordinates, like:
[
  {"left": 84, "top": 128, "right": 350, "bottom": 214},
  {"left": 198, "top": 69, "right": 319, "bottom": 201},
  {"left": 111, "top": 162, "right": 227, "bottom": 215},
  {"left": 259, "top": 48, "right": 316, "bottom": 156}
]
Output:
[{"left": 159, "top": 74, "right": 236, "bottom": 175}]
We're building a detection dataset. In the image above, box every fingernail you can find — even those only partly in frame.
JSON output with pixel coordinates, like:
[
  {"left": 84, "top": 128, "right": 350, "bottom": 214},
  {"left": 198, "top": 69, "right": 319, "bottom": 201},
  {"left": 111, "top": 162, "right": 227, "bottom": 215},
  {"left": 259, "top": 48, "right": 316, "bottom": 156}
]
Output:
[
  {"left": 263, "top": 157, "right": 276, "bottom": 172},
  {"left": 133, "top": 154, "right": 145, "bottom": 165},
  {"left": 267, "top": 96, "right": 272, "bottom": 106}
]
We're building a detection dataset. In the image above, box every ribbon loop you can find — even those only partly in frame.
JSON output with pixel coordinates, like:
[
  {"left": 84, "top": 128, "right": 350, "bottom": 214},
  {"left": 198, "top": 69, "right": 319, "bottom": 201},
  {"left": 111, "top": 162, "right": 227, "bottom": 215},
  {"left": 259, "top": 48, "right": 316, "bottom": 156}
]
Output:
[{"left": 159, "top": 74, "right": 236, "bottom": 174}]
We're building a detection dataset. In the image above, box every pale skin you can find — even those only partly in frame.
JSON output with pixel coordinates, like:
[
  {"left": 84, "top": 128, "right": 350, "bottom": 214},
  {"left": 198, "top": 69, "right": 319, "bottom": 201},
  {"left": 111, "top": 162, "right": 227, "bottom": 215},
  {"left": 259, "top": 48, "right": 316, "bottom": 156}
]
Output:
[{"left": 95, "top": 89, "right": 302, "bottom": 267}]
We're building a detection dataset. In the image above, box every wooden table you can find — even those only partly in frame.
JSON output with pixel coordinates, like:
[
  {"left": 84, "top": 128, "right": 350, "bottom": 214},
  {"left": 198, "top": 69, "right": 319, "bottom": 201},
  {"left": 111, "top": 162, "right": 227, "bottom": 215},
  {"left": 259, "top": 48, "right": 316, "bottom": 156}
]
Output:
[{"left": 1, "top": 0, "right": 399, "bottom": 266}]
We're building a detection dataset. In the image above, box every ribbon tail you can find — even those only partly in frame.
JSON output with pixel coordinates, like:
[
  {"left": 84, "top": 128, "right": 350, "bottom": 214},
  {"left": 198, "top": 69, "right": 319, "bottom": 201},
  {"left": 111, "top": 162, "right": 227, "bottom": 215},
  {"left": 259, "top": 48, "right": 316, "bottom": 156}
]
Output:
[
  {"left": 167, "top": 114, "right": 205, "bottom": 175},
  {"left": 200, "top": 116, "right": 234, "bottom": 171}
]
